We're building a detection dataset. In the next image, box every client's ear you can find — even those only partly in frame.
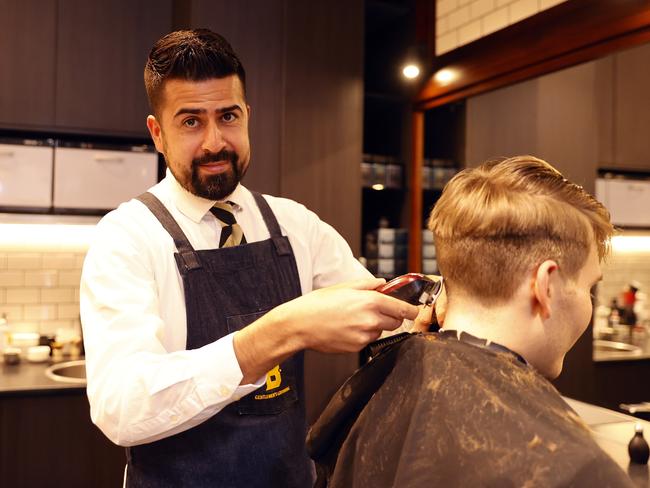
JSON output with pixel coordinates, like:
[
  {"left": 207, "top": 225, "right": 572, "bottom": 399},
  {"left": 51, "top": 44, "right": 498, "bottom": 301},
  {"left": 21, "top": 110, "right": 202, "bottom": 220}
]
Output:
[{"left": 533, "top": 260, "right": 559, "bottom": 320}]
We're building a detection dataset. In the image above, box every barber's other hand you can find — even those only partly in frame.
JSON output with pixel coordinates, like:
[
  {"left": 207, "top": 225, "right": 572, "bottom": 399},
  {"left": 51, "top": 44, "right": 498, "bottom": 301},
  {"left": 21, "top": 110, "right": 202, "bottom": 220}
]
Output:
[
  {"left": 272, "top": 278, "right": 419, "bottom": 353},
  {"left": 410, "top": 283, "right": 447, "bottom": 332}
]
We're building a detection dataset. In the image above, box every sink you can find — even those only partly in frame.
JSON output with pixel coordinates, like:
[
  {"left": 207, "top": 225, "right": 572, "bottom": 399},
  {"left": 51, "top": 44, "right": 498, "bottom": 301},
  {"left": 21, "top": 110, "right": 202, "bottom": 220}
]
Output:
[
  {"left": 593, "top": 340, "right": 642, "bottom": 355},
  {"left": 45, "top": 359, "right": 87, "bottom": 385}
]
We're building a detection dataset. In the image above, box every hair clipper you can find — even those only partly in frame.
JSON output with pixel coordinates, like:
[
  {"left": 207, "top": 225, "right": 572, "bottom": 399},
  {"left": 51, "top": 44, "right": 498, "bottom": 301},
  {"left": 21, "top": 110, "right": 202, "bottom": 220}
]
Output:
[{"left": 376, "top": 273, "right": 443, "bottom": 306}]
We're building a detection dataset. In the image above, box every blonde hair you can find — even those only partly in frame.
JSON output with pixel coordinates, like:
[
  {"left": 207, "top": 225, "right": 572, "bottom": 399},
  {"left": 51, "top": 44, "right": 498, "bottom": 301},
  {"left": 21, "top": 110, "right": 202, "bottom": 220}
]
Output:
[{"left": 428, "top": 156, "right": 613, "bottom": 303}]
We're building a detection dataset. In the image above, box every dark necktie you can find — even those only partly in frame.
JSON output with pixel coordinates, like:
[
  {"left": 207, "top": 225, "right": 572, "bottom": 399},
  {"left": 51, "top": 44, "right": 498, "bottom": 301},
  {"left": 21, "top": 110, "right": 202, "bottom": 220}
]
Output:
[{"left": 210, "top": 202, "right": 247, "bottom": 248}]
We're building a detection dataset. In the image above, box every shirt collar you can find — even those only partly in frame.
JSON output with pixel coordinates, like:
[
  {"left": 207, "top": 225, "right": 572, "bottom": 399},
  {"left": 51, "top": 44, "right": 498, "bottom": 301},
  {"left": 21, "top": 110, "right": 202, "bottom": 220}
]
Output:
[{"left": 165, "top": 168, "right": 245, "bottom": 223}]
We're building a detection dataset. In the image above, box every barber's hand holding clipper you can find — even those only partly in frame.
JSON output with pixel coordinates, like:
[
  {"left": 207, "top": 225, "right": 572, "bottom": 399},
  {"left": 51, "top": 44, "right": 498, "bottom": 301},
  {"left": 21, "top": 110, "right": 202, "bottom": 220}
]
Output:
[
  {"left": 233, "top": 278, "right": 420, "bottom": 384},
  {"left": 375, "top": 273, "right": 446, "bottom": 333}
]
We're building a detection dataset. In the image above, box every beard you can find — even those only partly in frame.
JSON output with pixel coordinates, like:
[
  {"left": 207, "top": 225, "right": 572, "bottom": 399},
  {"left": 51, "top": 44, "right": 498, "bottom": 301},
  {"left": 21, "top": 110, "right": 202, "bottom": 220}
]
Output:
[{"left": 186, "top": 149, "right": 248, "bottom": 200}]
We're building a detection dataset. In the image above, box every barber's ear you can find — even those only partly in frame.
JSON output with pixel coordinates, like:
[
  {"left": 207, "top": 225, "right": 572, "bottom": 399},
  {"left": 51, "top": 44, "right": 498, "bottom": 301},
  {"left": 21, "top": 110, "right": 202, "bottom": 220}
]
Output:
[
  {"left": 533, "top": 260, "right": 559, "bottom": 320},
  {"left": 147, "top": 115, "right": 164, "bottom": 154}
]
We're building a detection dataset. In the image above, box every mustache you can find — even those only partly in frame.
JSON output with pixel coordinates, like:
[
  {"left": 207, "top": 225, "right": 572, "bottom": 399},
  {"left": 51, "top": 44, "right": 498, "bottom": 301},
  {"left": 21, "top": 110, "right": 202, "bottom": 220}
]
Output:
[{"left": 192, "top": 150, "right": 238, "bottom": 167}]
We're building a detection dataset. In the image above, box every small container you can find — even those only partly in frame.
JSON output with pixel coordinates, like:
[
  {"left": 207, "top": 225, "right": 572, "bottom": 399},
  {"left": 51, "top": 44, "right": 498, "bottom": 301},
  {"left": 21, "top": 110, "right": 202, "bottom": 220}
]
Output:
[
  {"left": 10, "top": 331, "right": 40, "bottom": 356},
  {"left": 51, "top": 342, "right": 64, "bottom": 362},
  {"left": 3, "top": 346, "right": 21, "bottom": 365},
  {"left": 26, "top": 345, "right": 51, "bottom": 363}
]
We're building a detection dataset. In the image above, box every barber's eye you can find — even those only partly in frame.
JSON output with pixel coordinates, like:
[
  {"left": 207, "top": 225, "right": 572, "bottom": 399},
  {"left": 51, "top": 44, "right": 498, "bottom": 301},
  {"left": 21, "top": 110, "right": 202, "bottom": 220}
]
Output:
[
  {"left": 222, "top": 113, "right": 236, "bottom": 122},
  {"left": 184, "top": 118, "right": 198, "bottom": 128}
]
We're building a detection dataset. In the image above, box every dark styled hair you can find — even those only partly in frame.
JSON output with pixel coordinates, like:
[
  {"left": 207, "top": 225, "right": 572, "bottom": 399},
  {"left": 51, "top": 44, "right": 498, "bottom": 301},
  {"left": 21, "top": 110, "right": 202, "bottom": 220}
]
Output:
[{"left": 144, "top": 29, "right": 246, "bottom": 116}]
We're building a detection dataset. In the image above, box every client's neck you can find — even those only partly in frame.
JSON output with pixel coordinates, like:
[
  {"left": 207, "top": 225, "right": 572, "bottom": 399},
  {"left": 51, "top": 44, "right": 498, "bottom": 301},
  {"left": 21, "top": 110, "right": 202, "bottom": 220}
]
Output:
[{"left": 441, "top": 292, "right": 538, "bottom": 364}]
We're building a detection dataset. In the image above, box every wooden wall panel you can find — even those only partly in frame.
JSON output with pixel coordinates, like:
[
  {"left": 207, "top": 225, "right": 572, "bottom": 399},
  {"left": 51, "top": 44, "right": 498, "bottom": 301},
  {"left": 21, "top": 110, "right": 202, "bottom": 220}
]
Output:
[
  {"left": 56, "top": 0, "right": 172, "bottom": 135},
  {"left": 535, "top": 59, "right": 612, "bottom": 194},
  {"left": 465, "top": 79, "right": 539, "bottom": 167},
  {"left": 189, "top": 0, "right": 285, "bottom": 196},
  {"left": 465, "top": 57, "right": 613, "bottom": 194},
  {"left": 614, "top": 42, "right": 650, "bottom": 170},
  {"left": 0, "top": 0, "right": 56, "bottom": 128},
  {"left": 282, "top": 0, "right": 364, "bottom": 425},
  {"left": 281, "top": 0, "right": 364, "bottom": 255}
]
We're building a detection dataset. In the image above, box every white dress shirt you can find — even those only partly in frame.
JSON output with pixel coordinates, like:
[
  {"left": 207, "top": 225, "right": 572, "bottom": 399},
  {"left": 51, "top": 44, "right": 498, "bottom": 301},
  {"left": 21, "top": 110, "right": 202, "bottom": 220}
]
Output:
[{"left": 80, "top": 170, "right": 371, "bottom": 447}]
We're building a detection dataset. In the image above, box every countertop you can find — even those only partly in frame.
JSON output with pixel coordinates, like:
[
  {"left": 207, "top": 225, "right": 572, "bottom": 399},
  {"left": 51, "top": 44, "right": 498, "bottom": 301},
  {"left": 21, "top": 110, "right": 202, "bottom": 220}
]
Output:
[
  {"left": 593, "top": 329, "right": 650, "bottom": 362},
  {"left": 0, "top": 357, "right": 85, "bottom": 396},
  {"left": 565, "top": 397, "right": 650, "bottom": 487}
]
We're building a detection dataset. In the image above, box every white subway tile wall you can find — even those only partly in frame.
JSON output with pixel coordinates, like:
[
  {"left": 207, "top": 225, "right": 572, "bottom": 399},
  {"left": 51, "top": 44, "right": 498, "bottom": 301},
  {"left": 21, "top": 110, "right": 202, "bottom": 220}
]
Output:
[
  {"left": 597, "top": 248, "right": 650, "bottom": 316},
  {"left": 0, "top": 251, "right": 85, "bottom": 336},
  {"left": 436, "top": 0, "right": 567, "bottom": 55}
]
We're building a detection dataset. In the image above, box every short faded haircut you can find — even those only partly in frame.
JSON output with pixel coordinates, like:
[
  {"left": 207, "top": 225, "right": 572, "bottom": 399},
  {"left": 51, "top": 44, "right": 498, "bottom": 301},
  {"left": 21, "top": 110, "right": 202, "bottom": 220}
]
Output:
[
  {"left": 428, "top": 156, "right": 613, "bottom": 303},
  {"left": 144, "top": 29, "right": 246, "bottom": 117}
]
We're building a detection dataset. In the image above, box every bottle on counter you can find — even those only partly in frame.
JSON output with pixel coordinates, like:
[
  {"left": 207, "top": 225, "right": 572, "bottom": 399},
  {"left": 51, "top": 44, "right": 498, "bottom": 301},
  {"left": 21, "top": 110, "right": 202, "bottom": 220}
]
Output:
[
  {"left": 0, "top": 313, "right": 9, "bottom": 354},
  {"left": 629, "top": 423, "right": 650, "bottom": 465},
  {"left": 621, "top": 283, "right": 638, "bottom": 326},
  {"left": 608, "top": 299, "right": 621, "bottom": 328}
]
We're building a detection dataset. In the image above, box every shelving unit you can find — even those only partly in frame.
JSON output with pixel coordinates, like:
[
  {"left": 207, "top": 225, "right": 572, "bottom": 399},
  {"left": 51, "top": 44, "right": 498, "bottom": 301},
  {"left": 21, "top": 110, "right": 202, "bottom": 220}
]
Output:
[
  {"left": 361, "top": 0, "right": 413, "bottom": 279},
  {"left": 361, "top": 102, "right": 464, "bottom": 276}
]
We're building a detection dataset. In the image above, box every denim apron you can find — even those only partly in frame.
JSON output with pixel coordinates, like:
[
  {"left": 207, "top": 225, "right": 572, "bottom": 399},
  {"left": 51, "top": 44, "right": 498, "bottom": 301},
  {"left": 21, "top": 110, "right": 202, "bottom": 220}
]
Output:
[{"left": 125, "top": 191, "right": 313, "bottom": 487}]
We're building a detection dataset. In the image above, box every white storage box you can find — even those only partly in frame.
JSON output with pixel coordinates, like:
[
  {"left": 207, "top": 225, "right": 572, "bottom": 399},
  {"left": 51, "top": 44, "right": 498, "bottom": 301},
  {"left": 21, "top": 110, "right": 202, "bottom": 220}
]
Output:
[
  {"left": 0, "top": 139, "right": 53, "bottom": 209},
  {"left": 54, "top": 144, "right": 157, "bottom": 210}
]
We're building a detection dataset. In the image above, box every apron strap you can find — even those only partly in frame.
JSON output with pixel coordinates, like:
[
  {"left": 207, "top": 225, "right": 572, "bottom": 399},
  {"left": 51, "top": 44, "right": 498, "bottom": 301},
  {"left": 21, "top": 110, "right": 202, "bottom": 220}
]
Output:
[
  {"left": 135, "top": 192, "right": 202, "bottom": 271},
  {"left": 251, "top": 191, "right": 292, "bottom": 256}
]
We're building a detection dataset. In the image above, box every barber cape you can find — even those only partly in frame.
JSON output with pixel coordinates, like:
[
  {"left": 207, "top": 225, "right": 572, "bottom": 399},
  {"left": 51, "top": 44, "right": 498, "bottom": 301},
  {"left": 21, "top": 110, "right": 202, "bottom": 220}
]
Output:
[{"left": 307, "top": 332, "right": 634, "bottom": 488}]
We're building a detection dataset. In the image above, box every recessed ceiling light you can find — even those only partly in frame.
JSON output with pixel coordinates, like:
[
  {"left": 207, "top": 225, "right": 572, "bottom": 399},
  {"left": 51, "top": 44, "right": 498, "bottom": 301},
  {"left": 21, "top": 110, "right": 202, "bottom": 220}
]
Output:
[
  {"left": 434, "top": 68, "right": 457, "bottom": 85},
  {"left": 402, "top": 64, "right": 420, "bottom": 79}
]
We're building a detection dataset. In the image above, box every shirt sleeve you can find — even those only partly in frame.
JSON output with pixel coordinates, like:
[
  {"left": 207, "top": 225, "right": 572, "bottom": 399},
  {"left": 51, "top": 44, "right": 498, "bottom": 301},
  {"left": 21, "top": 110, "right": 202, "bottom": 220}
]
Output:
[
  {"left": 303, "top": 207, "right": 373, "bottom": 289},
  {"left": 80, "top": 210, "right": 264, "bottom": 447}
]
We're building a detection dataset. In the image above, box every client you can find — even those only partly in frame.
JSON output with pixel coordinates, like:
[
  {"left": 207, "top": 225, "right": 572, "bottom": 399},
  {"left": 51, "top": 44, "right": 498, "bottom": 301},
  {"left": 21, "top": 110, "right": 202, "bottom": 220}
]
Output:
[{"left": 307, "top": 156, "right": 634, "bottom": 487}]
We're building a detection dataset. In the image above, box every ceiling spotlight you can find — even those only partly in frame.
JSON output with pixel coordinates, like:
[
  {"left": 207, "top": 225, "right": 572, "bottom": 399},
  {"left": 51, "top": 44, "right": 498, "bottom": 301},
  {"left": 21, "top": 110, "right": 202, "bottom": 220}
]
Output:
[
  {"left": 402, "top": 64, "right": 420, "bottom": 80},
  {"left": 433, "top": 68, "right": 457, "bottom": 85}
]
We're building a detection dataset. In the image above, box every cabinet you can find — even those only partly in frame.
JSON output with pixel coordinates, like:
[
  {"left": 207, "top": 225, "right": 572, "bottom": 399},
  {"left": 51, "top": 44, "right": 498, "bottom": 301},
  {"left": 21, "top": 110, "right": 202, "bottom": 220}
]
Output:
[
  {"left": 55, "top": 0, "right": 171, "bottom": 135},
  {"left": 0, "top": 0, "right": 171, "bottom": 136},
  {"left": 0, "top": 391, "right": 125, "bottom": 487},
  {"left": 0, "top": 0, "right": 57, "bottom": 128},
  {"left": 614, "top": 42, "right": 650, "bottom": 170}
]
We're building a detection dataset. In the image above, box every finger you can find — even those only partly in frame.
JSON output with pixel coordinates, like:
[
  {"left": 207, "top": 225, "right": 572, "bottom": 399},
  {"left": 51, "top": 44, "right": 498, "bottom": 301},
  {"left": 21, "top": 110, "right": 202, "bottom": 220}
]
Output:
[
  {"left": 374, "top": 294, "right": 419, "bottom": 321},
  {"left": 328, "top": 277, "right": 386, "bottom": 291},
  {"left": 362, "top": 308, "right": 418, "bottom": 332},
  {"left": 411, "top": 305, "right": 433, "bottom": 332}
]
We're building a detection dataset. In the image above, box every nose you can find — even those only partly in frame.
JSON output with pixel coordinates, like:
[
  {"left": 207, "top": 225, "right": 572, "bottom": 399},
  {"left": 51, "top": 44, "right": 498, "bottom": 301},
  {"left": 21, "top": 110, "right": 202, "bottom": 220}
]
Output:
[{"left": 202, "top": 121, "right": 226, "bottom": 154}]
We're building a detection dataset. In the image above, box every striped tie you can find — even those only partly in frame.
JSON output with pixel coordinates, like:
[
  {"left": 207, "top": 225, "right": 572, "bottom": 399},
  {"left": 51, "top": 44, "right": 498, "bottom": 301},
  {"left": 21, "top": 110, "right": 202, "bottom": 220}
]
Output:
[{"left": 210, "top": 202, "right": 247, "bottom": 248}]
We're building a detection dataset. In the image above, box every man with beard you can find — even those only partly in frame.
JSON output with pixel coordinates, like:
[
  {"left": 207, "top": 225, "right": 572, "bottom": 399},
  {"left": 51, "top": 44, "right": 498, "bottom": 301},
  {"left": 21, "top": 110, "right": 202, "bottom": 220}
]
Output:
[{"left": 80, "top": 29, "right": 418, "bottom": 487}]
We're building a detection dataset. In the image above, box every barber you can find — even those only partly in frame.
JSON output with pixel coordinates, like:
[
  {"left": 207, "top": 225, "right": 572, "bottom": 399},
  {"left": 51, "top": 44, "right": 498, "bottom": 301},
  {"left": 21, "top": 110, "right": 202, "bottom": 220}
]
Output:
[{"left": 80, "top": 28, "right": 418, "bottom": 487}]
